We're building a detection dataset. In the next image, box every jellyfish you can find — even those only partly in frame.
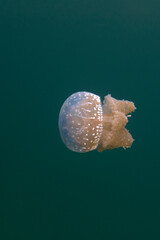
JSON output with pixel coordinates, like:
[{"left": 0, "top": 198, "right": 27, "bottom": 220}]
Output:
[{"left": 58, "top": 92, "right": 136, "bottom": 153}]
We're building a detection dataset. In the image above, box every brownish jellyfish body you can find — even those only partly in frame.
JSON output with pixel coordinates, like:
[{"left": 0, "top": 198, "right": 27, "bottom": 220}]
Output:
[{"left": 58, "top": 92, "right": 136, "bottom": 153}]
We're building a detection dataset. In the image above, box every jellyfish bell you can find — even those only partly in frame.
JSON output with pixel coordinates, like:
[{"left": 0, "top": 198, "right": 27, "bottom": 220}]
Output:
[
  {"left": 58, "top": 92, "right": 103, "bottom": 152},
  {"left": 58, "top": 91, "right": 136, "bottom": 153}
]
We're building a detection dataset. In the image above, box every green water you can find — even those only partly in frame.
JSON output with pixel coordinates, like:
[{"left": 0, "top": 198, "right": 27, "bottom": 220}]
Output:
[{"left": 1, "top": 0, "right": 160, "bottom": 239}]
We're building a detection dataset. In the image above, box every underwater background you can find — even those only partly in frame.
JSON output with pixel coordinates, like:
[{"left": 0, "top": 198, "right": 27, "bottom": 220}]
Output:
[{"left": 1, "top": 0, "right": 160, "bottom": 239}]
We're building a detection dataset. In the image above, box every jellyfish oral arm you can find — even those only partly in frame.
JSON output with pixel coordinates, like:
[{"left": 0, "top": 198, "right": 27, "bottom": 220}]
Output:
[{"left": 97, "top": 95, "right": 136, "bottom": 152}]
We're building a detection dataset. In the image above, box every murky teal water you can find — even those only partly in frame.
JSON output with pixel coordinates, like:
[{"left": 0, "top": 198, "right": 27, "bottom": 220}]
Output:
[{"left": 1, "top": 1, "right": 160, "bottom": 239}]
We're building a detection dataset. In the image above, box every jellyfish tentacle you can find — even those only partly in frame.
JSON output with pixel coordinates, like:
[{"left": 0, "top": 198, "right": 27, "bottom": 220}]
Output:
[{"left": 97, "top": 94, "right": 136, "bottom": 151}]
